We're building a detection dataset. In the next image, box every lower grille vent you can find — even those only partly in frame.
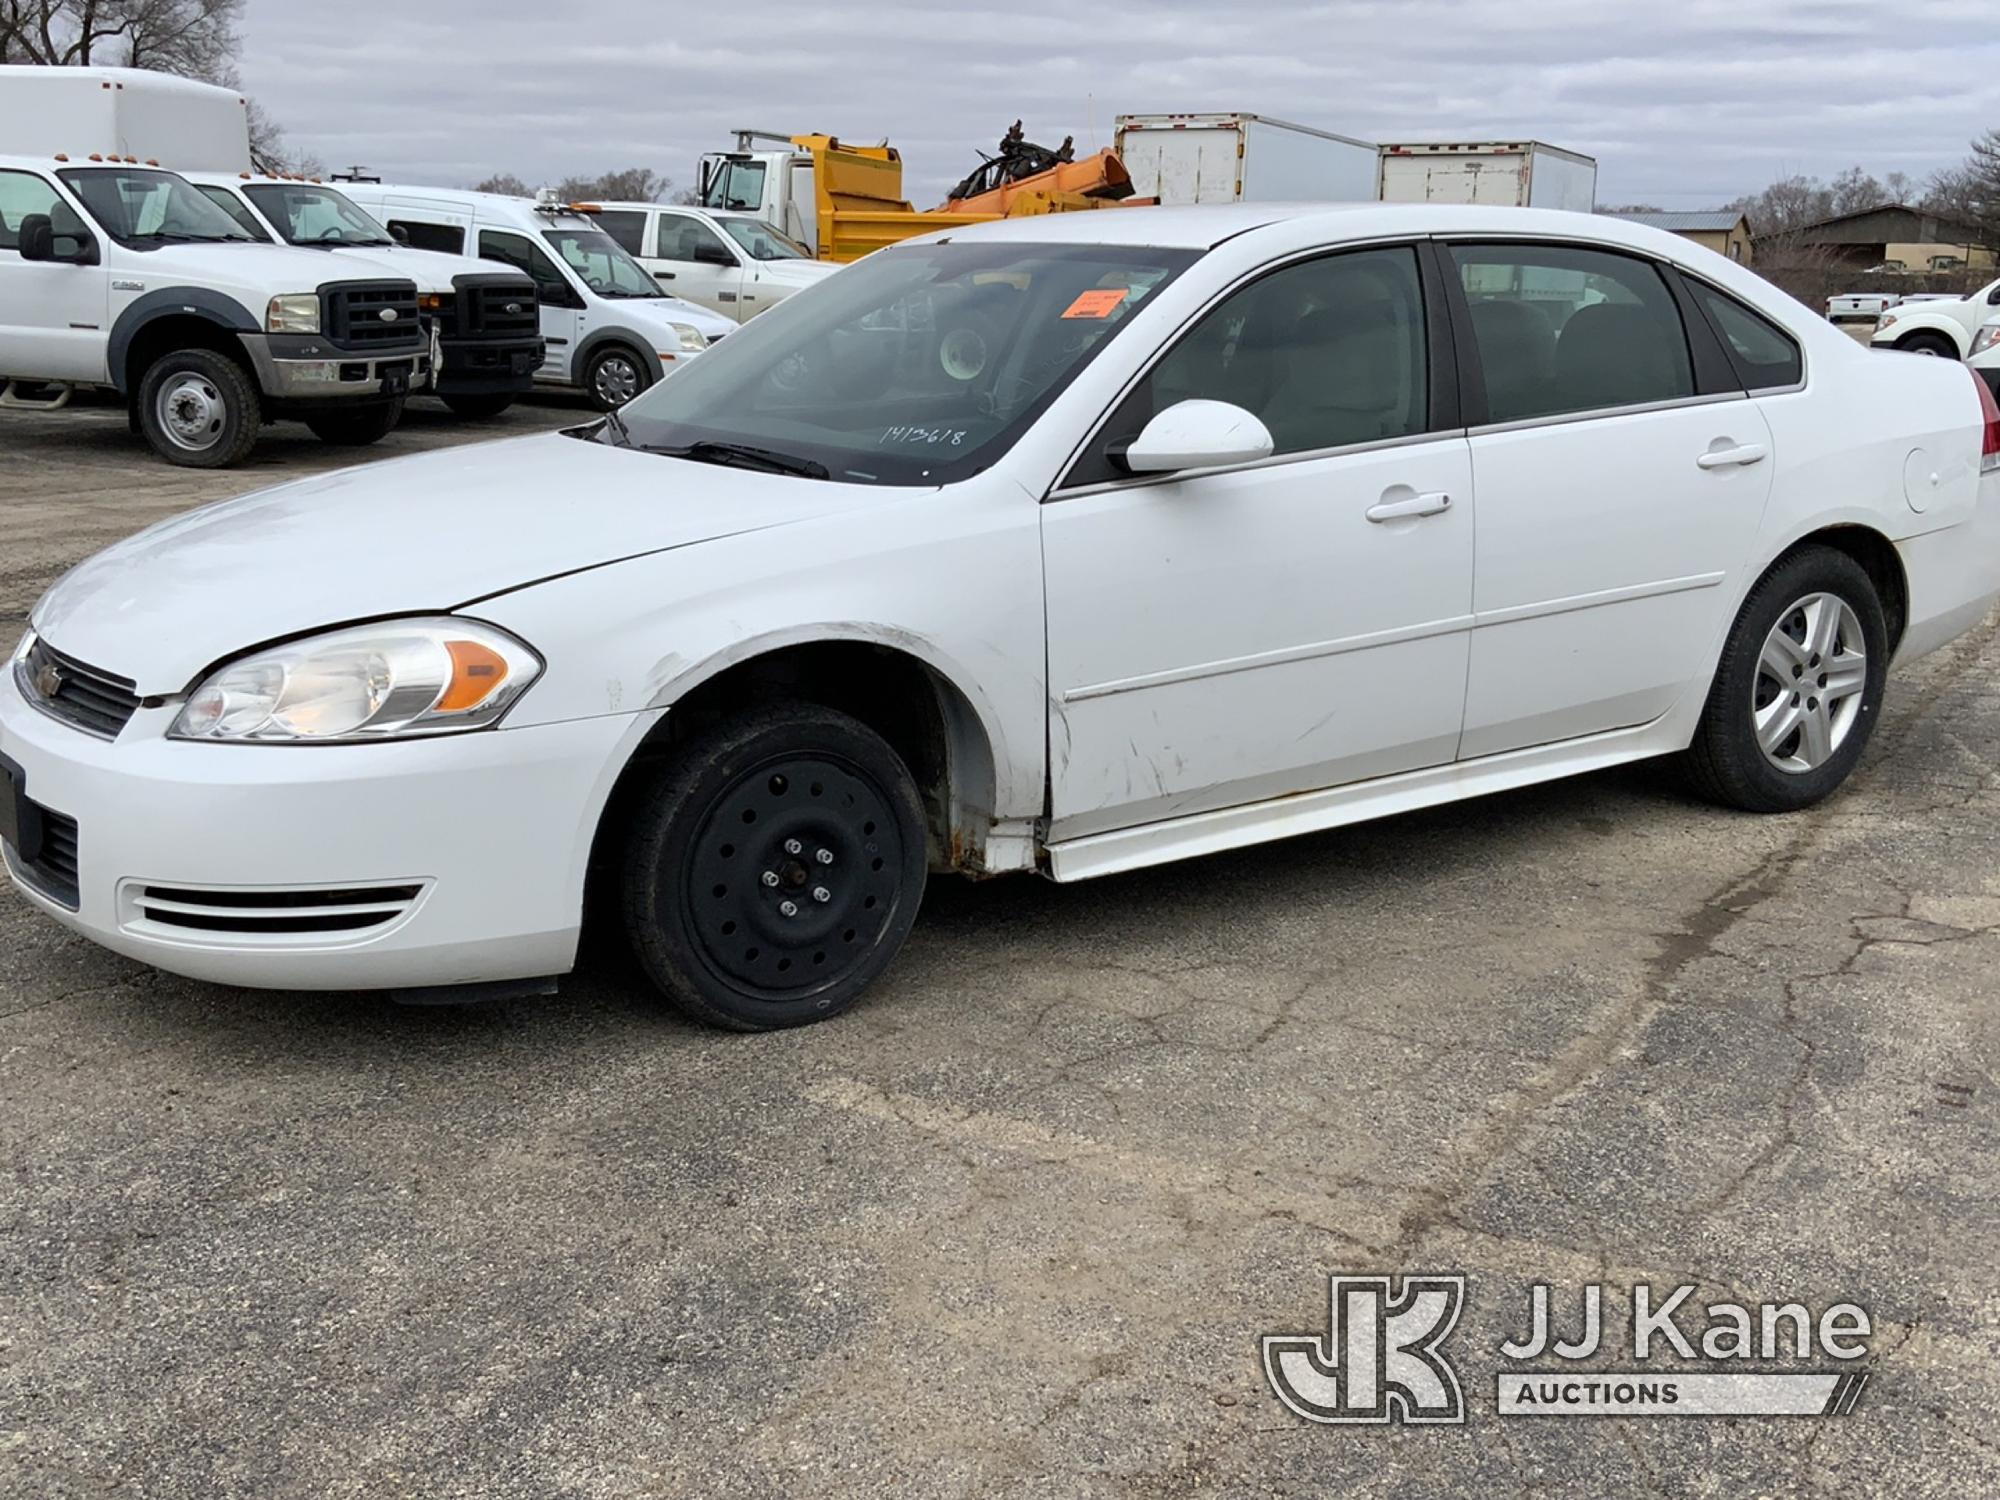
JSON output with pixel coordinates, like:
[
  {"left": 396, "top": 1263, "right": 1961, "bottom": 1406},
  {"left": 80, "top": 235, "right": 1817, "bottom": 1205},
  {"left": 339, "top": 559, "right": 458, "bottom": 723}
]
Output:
[{"left": 132, "top": 883, "right": 424, "bottom": 936}]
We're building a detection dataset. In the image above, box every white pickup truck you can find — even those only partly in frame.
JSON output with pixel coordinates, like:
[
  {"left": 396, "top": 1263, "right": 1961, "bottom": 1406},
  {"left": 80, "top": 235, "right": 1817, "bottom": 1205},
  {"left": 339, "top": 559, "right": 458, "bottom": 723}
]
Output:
[
  {"left": 0, "top": 66, "right": 428, "bottom": 465},
  {"left": 1869, "top": 276, "right": 2000, "bottom": 358}
]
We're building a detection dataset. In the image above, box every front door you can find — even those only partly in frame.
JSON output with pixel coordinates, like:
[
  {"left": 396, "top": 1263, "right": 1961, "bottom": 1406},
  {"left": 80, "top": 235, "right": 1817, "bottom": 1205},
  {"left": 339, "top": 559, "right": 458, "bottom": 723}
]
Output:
[
  {"left": 1042, "top": 244, "right": 1475, "bottom": 840},
  {"left": 1443, "top": 241, "right": 1773, "bottom": 759},
  {"left": 646, "top": 211, "right": 745, "bottom": 318},
  {"left": 0, "top": 169, "right": 108, "bottom": 383},
  {"left": 478, "top": 228, "right": 580, "bottom": 381}
]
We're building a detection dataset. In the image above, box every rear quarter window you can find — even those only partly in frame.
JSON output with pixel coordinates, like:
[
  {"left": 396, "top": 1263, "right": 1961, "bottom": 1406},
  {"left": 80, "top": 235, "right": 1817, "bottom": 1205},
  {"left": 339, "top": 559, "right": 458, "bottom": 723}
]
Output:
[{"left": 1688, "top": 282, "right": 1804, "bottom": 390}]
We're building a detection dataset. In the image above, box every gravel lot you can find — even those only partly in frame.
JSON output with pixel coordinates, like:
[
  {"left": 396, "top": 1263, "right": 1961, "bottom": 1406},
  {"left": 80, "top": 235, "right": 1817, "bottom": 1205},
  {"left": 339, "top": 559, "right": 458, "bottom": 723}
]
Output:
[{"left": 2, "top": 395, "right": 1997, "bottom": 1498}]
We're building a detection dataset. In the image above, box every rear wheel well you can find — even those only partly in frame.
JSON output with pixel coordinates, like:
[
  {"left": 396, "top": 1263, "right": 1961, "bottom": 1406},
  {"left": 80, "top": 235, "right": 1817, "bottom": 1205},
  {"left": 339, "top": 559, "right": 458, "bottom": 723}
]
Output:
[
  {"left": 124, "top": 315, "right": 256, "bottom": 398},
  {"left": 1786, "top": 525, "right": 1907, "bottom": 652},
  {"left": 590, "top": 642, "right": 998, "bottom": 887}
]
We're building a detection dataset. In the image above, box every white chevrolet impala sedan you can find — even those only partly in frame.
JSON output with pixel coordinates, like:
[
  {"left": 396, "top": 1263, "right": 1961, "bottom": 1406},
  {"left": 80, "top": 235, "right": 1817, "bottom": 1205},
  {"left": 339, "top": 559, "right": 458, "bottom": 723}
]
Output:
[{"left": 6, "top": 205, "right": 1999, "bottom": 1029}]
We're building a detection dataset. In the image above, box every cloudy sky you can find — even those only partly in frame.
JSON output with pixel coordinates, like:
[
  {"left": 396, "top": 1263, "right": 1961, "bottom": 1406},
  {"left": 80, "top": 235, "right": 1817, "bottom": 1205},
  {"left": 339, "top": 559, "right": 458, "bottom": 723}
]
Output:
[{"left": 240, "top": 0, "right": 2000, "bottom": 208}]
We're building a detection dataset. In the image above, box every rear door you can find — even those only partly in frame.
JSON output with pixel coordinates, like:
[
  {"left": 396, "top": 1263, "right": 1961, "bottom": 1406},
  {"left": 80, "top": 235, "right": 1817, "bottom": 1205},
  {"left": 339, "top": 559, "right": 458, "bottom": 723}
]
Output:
[{"left": 1447, "top": 240, "right": 1771, "bottom": 759}]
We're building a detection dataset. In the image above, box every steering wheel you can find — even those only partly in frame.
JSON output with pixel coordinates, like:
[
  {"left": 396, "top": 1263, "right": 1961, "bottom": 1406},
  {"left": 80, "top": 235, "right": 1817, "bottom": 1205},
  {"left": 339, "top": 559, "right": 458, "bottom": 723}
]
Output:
[{"left": 313, "top": 227, "right": 347, "bottom": 243}]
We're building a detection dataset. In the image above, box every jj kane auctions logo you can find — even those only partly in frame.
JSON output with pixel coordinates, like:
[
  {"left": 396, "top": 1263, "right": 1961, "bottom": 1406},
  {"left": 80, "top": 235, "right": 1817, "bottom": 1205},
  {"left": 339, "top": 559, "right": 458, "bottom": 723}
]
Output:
[{"left": 1263, "top": 1275, "right": 1873, "bottom": 1424}]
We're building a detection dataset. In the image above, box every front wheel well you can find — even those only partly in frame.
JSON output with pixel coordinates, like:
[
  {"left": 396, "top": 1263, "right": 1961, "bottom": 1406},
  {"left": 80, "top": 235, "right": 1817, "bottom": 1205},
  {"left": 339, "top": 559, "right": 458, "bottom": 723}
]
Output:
[
  {"left": 1893, "top": 327, "right": 1962, "bottom": 356},
  {"left": 123, "top": 315, "right": 255, "bottom": 397},
  {"left": 589, "top": 642, "right": 999, "bottom": 887},
  {"left": 1784, "top": 525, "right": 1908, "bottom": 653}
]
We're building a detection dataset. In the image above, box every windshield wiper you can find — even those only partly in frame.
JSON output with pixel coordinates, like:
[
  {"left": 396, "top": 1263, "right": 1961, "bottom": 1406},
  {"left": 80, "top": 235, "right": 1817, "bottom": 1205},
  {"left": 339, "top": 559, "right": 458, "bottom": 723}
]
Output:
[
  {"left": 601, "top": 406, "right": 634, "bottom": 448},
  {"left": 130, "top": 231, "right": 248, "bottom": 243},
  {"left": 650, "top": 440, "right": 830, "bottom": 480}
]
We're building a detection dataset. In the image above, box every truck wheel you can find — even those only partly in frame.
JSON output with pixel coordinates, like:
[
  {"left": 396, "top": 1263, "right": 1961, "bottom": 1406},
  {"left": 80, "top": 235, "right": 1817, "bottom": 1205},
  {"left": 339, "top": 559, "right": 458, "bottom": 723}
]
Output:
[
  {"left": 620, "top": 703, "right": 929, "bottom": 1031},
  {"left": 136, "top": 349, "right": 261, "bottom": 468},
  {"left": 1897, "top": 331, "right": 1958, "bottom": 359},
  {"left": 305, "top": 399, "right": 404, "bottom": 446},
  {"left": 439, "top": 392, "right": 514, "bottom": 420},
  {"left": 584, "top": 345, "right": 651, "bottom": 411}
]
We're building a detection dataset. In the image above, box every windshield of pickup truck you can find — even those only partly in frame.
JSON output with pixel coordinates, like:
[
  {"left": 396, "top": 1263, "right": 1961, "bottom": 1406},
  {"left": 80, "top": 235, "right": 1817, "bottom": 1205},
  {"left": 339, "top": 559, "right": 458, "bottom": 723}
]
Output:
[
  {"left": 58, "top": 168, "right": 253, "bottom": 247},
  {"left": 604, "top": 241, "right": 1197, "bottom": 486},
  {"left": 720, "top": 217, "right": 810, "bottom": 261},
  {"left": 704, "top": 159, "right": 767, "bottom": 214},
  {"left": 242, "top": 183, "right": 393, "bottom": 247},
  {"left": 541, "top": 226, "right": 659, "bottom": 297}
]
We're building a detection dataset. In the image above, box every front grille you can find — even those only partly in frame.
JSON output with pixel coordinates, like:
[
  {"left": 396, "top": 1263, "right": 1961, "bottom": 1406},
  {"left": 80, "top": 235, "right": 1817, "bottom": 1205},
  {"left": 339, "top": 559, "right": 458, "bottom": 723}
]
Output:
[
  {"left": 131, "top": 882, "right": 424, "bottom": 936},
  {"left": 323, "top": 280, "right": 421, "bottom": 350},
  {"left": 8, "top": 804, "right": 79, "bottom": 910},
  {"left": 18, "top": 637, "right": 140, "bottom": 740},
  {"left": 457, "top": 275, "right": 538, "bottom": 339}
]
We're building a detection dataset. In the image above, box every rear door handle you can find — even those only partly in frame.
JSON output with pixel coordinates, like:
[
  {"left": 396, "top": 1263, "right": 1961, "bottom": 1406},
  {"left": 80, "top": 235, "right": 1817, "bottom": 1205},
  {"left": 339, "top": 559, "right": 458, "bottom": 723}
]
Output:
[
  {"left": 1696, "top": 443, "right": 1767, "bottom": 469},
  {"left": 1365, "top": 491, "right": 1452, "bottom": 522}
]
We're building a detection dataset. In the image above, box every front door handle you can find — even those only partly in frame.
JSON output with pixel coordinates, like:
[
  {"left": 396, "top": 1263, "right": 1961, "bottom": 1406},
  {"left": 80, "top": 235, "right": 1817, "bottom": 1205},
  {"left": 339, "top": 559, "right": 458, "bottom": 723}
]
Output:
[
  {"left": 1696, "top": 443, "right": 1768, "bottom": 469},
  {"left": 1365, "top": 490, "right": 1452, "bottom": 523},
  {"left": 654, "top": 270, "right": 676, "bottom": 281}
]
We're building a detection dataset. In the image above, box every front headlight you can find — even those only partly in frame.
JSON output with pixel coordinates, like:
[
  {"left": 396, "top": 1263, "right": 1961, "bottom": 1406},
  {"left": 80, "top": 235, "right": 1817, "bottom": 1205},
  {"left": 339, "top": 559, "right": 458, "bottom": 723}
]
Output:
[
  {"left": 670, "top": 323, "right": 708, "bottom": 353},
  {"left": 169, "top": 618, "right": 541, "bottom": 743},
  {"left": 1875, "top": 312, "right": 1897, "bottom": 331},
  {"left": 1973, "top": 325, "right": 2000, "bottom": 357},
  {"left": 267, "top": 293, "right": 321, "bottom": 334}
]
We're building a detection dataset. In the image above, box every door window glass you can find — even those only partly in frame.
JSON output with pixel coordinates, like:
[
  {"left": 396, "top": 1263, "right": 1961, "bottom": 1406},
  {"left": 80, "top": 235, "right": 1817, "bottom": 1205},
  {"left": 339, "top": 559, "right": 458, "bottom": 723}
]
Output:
[
  {"left": 0, "top": 170, "right": 86, "bottom": 252},
  {"left": 1069, "top": 245, "right": 1429, "bottom": 486},
  {"left": 593, "top": 210, "right": 646, "bottom": 256},
  {"left": 655, "top": 215, "right": 735, "bottom": 265},
  {"left": 390, "top": 218, "right": 464, "bottom": 254},
  {"left": 479, "top": 229, "right": 572, "bottom": 302},
  {"left": 1450, "top": 243, "right": 1693, "bottom": 422},
  {"left": 540, "top": 227, "right": 660, "bottom": 296},
  {"left": 1688, "top": 282, "right": 1803, "bottom": 390}
]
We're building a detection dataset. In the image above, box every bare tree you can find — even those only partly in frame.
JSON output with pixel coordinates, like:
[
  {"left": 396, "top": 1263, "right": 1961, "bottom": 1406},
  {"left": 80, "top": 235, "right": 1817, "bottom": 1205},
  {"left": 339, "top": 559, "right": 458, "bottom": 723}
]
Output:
[
  {"left": 554, "top": 167, "right": 669, "bottom": 203},
  {"left": 472, "top": 173, "right": 532, "bottom": 197},
  {"left": 1597, "top": 202, "right": 1664, "bottom": 214}
]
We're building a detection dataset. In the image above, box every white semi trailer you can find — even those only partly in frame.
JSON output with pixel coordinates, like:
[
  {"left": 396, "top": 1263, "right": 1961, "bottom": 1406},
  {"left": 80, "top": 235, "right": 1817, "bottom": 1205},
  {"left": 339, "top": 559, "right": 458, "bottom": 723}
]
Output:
[
  {"left": 1112, "top": 113, "right": 1378, "bottom": 206},
  {"left": 1376, "top": 141, "right": 1597, "bottom": 211}
]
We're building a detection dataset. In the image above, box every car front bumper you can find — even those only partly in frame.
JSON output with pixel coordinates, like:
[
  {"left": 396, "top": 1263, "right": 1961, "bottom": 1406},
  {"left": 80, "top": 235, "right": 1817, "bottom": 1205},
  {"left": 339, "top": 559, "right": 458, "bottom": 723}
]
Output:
[
  {"left": 0, "top": 666, "right": 661, "bottom": 992},
  {"left": 435, "top": 335, "right": 544, "bottom": 397},
  {"left": 239, "top": 332, "right": 432, "bottom": 402}
]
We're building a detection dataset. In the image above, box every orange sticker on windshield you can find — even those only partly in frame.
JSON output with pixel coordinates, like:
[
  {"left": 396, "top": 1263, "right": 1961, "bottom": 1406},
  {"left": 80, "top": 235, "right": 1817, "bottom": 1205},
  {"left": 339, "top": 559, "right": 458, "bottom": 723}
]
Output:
[{"left": 1061, "top": 288, "right": 1129, "bottom": 320}]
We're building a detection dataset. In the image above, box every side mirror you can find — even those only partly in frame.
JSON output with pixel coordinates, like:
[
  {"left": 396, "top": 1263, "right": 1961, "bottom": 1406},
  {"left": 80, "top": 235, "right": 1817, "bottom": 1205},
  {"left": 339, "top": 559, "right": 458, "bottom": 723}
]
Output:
[
  {"left": 1122, "top": 399, "right": 1274, "bottom": 475},
  {"left": 389, "top": 223, "right": 409, "bottom": 244},
  {"left": 535, "top": 281, "right": 568, "bottom": 306},
  {"left": 693, "top": 239, "right": 735, "bottom": 267},
  {"left": 1985, "top": 284, "right": 2000, "bottom": 306},
  {"left": 17, "top": 215, "right": 54, "bottom": 262}
]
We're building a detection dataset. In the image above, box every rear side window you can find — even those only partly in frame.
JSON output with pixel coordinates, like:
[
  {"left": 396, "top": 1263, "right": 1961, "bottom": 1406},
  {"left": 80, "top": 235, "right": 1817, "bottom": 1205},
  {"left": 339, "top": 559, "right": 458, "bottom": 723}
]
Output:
[
  {"left": 1068, "top": 245, "right": 1430, "bottom": 486},
  {"left": 593, "top": 210, "right": 646, "bottom": 256},
  {"left": 391, "top": 218, "right": 464, "bottom": 254},
  {"left": 1450, "top": 243, "right": 1693, "bottom": 423},
  {"left": 1687, "top": 282, "right": 1803, "bottom": 390}
]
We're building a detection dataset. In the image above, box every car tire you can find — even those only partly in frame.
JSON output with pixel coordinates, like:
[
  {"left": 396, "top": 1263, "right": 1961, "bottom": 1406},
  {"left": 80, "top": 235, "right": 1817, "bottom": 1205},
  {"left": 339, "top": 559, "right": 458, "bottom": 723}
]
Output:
[
  {"left": 1897, "top": 331, "right": 1959, "bottom": 359},
  {"left": 438, "top": 392, "right": 515, "bottom": 420},
  {"left": 584, "top": 345, "right": 651, "bottom": 411},
  {"left": 621, "top": 703, "right": 929, "bottom": 1031},
  {"left": 1681, "top": 545, "right": 1888, "bottom": 813},
  {"left": 305, "top": 399, "right": 404, "bottom": 446},
  {"left": 135, "top": 349, "right": 261, "bottom": 468}
]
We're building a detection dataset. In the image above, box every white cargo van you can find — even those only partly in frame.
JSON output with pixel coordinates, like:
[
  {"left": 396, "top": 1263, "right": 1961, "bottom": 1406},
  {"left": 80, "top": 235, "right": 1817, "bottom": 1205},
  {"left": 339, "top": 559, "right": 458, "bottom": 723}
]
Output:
[
  {"left": 338, "top": 185, "right": 734, "bottom": 409},
  {"left": 180, "top": 172, "right": 543, "bottom": 418},
  {"left": 1113, "top": 113, "right": 1378, "bottom": 205},
  {"left": 0, "top": 66, "right": 428, "bottom": 465},
  {"left": 580, "top": 201, "right": 838, "bottom": 323}
]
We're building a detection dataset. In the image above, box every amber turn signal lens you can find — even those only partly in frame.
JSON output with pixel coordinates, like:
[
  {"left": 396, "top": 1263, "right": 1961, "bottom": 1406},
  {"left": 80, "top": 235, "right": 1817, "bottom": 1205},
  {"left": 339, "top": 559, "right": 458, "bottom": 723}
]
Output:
[{"left": 438, "top": 639, "right": 510, "bottom": 712}]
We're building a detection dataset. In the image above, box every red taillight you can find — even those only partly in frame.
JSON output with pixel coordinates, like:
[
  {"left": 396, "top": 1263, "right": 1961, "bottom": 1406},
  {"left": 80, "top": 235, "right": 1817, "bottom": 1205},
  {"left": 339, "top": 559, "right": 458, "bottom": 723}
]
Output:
[{"left": 1976, "top": 368, "right": 2000, "bottom": 473}]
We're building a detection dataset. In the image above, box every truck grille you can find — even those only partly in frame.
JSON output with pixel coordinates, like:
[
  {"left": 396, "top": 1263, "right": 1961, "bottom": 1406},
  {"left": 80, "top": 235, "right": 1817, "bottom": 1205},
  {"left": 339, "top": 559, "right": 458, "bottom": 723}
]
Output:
[
  {"left": 323, "top": 280, "right": 421, "bottom": 350},
  {"left": 18, "top": 637, "right": 141, "bottom": 740},
  {"left": 8, "top": 804, "right": 80, "bottom": 911},
  {"left": 129, "top": 882, "right": 425, "bottom": 936},
  {"left": 457, "top": 275, "right": 539, "bottom": 338}
]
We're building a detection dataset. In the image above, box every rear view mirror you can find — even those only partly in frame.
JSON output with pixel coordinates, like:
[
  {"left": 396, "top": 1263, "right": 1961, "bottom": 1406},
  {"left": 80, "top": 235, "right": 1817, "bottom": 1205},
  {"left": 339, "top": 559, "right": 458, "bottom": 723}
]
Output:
[{"left": 1122, "top": 399, "right": 1275, "bottom": 475}]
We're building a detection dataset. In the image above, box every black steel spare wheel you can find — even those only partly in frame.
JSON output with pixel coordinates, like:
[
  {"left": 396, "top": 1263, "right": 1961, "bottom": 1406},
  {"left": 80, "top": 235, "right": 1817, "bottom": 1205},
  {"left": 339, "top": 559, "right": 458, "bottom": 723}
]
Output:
[{"left": 621, "top": 704, "right": 928, "bottom": 1030}]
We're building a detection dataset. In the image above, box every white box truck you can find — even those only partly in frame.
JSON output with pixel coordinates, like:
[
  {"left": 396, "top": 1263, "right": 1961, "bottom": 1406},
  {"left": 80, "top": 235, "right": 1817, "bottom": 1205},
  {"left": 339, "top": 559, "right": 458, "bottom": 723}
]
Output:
[
  {"left": 1113, "top": 113, "right": 1378, "bottom": 206},
  {"left": 1376, "top": 141, "right": 1597, "bottom": 211}
]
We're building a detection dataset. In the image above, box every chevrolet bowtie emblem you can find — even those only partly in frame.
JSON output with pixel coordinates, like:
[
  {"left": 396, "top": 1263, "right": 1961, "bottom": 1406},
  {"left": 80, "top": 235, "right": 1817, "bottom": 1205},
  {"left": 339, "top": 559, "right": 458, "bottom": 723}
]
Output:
[{"left": 34, "top": 662, "right": 63, "bottom": 699}]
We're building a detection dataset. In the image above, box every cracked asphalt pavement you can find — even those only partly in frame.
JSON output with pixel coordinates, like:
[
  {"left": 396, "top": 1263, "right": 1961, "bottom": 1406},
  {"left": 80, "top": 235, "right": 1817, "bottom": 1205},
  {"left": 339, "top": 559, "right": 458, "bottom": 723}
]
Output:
[{"left": 3, "top": 399, "right": 1998, "bottom": 1497}]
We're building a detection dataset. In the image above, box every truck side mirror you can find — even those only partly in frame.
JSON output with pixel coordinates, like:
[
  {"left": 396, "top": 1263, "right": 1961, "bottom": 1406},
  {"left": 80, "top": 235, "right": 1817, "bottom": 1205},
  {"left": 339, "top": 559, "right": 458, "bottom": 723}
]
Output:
[
  {"left": 17, "top": 215, "right": 55, "bottom": 262},
  {"left": 693, "top": 239, "right": 735, "bottom": 267},
  {"left": 389, "top": 223, "right": 409, "bottom": 244}
]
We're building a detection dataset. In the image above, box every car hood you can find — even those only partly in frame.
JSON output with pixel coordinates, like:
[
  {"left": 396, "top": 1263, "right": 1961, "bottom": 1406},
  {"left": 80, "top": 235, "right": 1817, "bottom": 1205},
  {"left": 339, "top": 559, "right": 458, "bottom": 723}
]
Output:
[
  {"left": 30, "top": 432, "right": 882, "bottom": 693},
  {"left": 752, "top": 259, "right": 841, "bottom": 285},
  {"left": 619, "top": 295, "right": 735, "bottom": 340},
  {"left": 140, "top": 241, "right": 417, "bottom": 298}
]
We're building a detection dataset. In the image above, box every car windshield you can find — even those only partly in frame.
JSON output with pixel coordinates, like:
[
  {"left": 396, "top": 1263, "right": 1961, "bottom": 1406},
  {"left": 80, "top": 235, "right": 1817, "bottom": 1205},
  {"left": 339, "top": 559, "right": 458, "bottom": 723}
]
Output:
[
  {"left": 58, "top": 168, "right": 254, "bottom": 247},
  {"left": 541, "top": 226, "right": 660, "bottom": 298},
  {"left": 703, "top": 158, "right": 767, "bottom": 213},
  {"left": 720, "top": 217, "right": 811, "bottom": 261},
  {"left": 605, "top": 240, "right": 1198, "bottom": 486},
  {"left": 241, "top": 183, "right": 394, "bottom": 247}
]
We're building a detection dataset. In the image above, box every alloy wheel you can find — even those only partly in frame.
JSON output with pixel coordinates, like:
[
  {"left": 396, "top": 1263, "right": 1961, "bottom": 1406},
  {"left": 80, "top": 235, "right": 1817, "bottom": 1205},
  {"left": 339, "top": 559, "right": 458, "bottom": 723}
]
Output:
[{"left": 1751, "top": 591, "right": 1867, "bottom": 773}]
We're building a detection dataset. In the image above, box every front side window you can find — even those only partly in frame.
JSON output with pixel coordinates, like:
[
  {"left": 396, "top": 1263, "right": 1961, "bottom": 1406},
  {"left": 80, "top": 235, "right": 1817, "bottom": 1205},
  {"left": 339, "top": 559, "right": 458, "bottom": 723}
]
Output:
[
  {"left": 607, "top": 241, "right": 1197, "bottom": 486},
  {"left": 192, "top": 185, "right": 274, "bottom": 242},
  {"left": 592, "top": 210, "right": 647, "bottom": 256},
  {"left": 241, "top": 184, "right": 393, "bottom": 247},
  {"left": 1688, "top": 282, "right": 1803, "bottom": 390},
  {"left": 1068, "top": 245, "right": 1430, "bottom": 488},
  {"left": 1450, "top": 242, "right": 1693, "bottom": 423},
  {"left": 540, "top": 226, "right": 659, "bottom": 297},
  {"left": 720, "top": 216, "right": 811, "bottom": 261},
  {"left": 703, "top": 159, "right": 767, "bottom": 212},
  {"left": 57, "top": 168, "right": 252, "bottom": 248},
  {"left": 654, "top": 214, "right": 736, "bottom": 266},
  {"left": 0, "top": 170, "right": 88, "bottom": 253}
]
